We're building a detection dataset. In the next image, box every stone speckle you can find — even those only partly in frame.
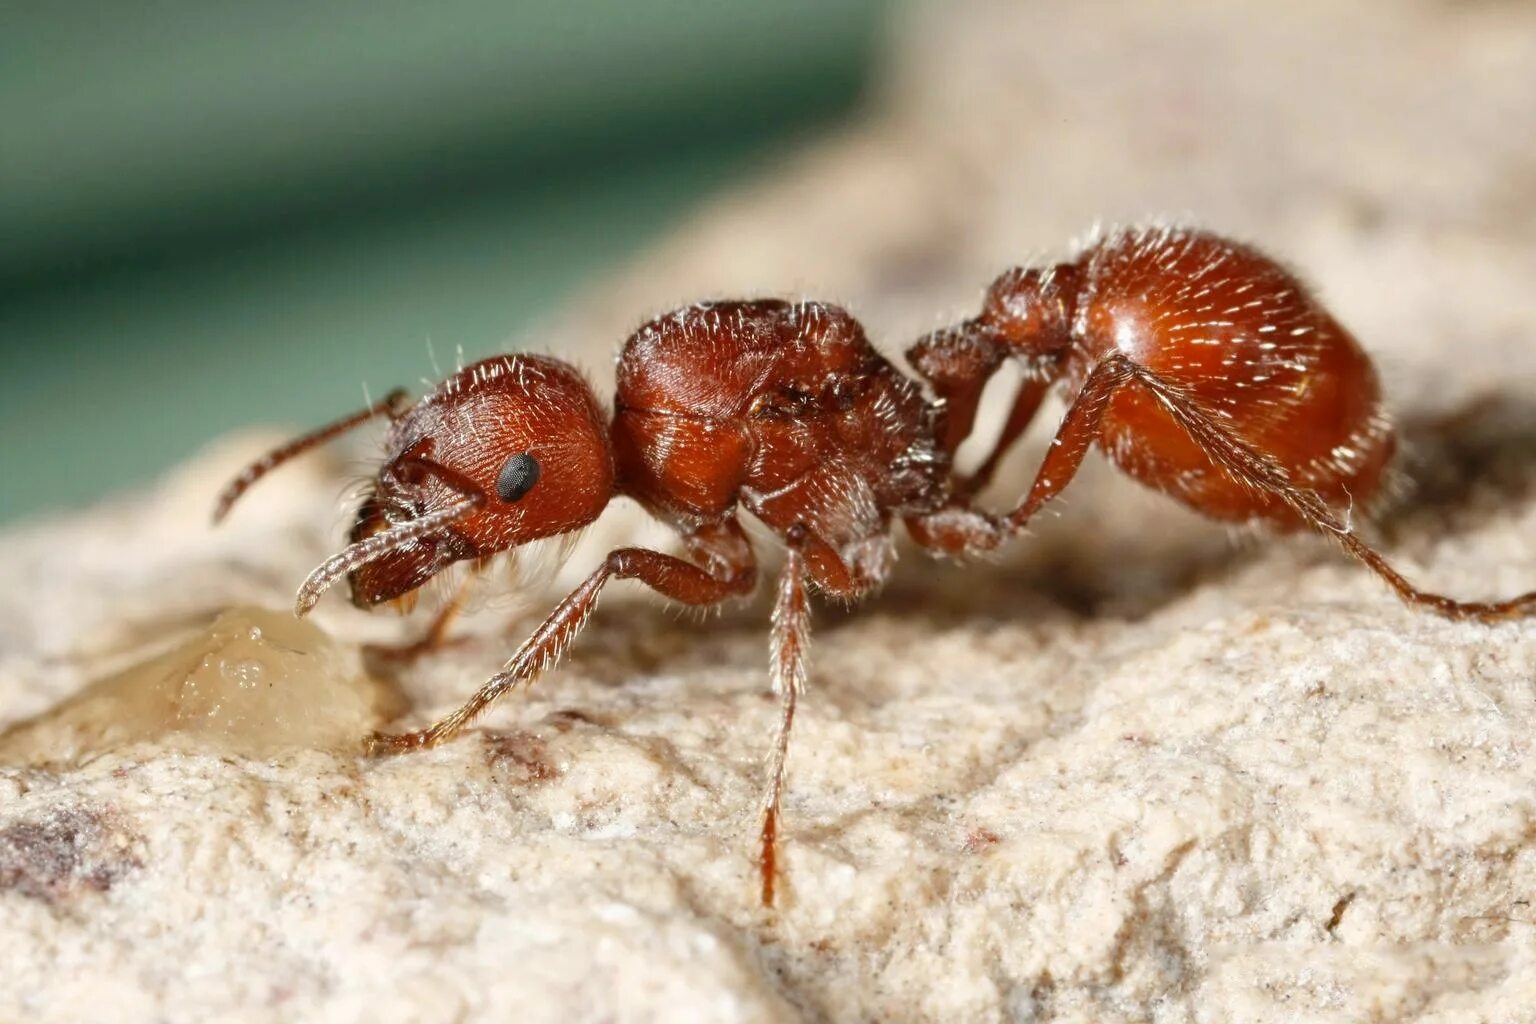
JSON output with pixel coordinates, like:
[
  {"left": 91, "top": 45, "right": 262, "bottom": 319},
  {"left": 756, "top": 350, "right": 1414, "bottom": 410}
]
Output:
[{"left": 0, "top": 806, "right": 142, "bottom": 904}]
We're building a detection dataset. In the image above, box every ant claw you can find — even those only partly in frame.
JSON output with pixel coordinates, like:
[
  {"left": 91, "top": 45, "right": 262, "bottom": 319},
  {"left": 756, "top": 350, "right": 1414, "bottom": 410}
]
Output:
[{"left": 365, "top": 729, "right": 437, "bottom": 756}]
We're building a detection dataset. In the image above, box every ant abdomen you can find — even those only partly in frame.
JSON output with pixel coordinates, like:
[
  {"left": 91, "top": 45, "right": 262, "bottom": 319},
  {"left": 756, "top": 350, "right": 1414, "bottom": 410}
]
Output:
[{"left": 989, "top": 227, "right": 1396, "bottom": 527}]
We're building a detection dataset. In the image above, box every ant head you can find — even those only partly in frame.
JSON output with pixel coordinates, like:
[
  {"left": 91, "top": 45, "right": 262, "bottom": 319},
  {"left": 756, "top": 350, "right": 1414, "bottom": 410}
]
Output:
[
  {"left": 975, "top": 264, "right": 1078, "bottom": 358},
  {"left": 346, "top": 355, "right": 614, "bottom": 608}
]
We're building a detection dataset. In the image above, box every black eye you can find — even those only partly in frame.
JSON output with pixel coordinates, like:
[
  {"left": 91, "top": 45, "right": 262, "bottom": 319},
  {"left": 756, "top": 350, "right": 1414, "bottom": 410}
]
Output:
[{"left": 495, "top": 452, "right": 540, "bottom": 502}]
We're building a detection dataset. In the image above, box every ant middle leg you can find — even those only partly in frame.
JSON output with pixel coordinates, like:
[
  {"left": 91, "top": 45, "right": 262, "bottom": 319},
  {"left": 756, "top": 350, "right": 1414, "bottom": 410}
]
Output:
[
  {"left": 957, "top": 376, "right": 1051, "bottom": 499},
  {"left": 906, "top": 355, "right": 1137, "bottom": 556},
  {"left": 368, "top": 518, "right": 758, "bottom": 753},
  {"left": 759, "top": 524, "right": 810, "bottom": 908}
]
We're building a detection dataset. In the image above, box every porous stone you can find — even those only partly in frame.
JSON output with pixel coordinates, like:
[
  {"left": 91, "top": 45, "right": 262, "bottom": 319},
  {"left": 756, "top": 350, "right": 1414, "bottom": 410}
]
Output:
[{"left": 4, "top": 2, "right": 1536, "bottom": 1021}]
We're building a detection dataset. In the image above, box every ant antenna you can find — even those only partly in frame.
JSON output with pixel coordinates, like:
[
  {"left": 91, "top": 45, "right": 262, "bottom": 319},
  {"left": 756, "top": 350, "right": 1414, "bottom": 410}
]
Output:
[{"left": 213, "top": 389, "right": 409, "bottom": 524}]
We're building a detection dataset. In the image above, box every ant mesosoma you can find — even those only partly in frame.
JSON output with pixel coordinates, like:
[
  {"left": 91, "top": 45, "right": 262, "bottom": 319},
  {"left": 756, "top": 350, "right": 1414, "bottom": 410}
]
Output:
[{"left": 214, "top": 225, "right": 1536, "bottom": 906}]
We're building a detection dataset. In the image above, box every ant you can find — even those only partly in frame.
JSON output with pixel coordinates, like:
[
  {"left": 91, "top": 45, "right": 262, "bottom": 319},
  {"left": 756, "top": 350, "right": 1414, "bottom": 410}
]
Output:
[{"left": 214, "top": 224, "right": 1536, "bottom": 907}]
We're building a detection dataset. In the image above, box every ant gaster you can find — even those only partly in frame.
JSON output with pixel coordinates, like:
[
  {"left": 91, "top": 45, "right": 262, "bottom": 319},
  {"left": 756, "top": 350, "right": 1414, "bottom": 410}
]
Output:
[{"left": 215, "top": 225, "right": 1536, "bottom": 907}]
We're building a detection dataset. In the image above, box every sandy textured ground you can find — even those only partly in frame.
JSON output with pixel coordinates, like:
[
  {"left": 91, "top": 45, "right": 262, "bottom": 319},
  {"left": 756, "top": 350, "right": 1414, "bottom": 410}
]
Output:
[{"left": 5, "top": 1, "right": 1536, "bottom": 1021}]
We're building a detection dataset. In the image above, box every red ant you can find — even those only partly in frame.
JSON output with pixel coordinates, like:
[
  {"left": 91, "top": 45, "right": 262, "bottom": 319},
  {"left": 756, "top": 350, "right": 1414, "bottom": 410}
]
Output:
[{"left": 214, "top": 225, "right": 1536, "bottom": 907}]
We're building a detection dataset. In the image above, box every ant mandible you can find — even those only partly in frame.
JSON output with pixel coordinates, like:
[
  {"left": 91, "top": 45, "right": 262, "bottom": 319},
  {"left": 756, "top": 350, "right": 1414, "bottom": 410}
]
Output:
[{"left": 214, "top": 224, "right": 1536, "bottom": 907}]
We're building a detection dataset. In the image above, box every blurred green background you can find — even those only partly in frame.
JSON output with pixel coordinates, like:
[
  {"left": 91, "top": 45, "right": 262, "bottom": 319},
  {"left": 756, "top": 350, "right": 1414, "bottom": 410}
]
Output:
[{"left": 0, "top": 0, "right": 889, "bottom": 523}]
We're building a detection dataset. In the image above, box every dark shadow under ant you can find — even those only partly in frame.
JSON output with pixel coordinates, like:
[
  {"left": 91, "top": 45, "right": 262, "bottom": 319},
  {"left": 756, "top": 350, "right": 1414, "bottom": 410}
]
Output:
[
  {"left": 1382, "top": 393, "right": 1536, "bottom": 539},
  {"left": 214, "top": 224, "right": 1536, "bottom": 907}
]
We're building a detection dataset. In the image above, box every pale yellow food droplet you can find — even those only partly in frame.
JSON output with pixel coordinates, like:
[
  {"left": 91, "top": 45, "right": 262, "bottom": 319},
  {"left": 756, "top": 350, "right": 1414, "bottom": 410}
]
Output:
[
  {"left": 0, "top": 607, "right": 401, "bottom": 767},
  {"left": 219, "top": 656, "right": 265, "bottom": 690}
]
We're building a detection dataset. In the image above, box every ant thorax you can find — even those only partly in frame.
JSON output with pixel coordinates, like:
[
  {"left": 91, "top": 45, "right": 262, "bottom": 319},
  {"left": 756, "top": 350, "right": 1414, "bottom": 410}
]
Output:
[{"left": 611, "top": 299, "right": 948, "bottom": 591}]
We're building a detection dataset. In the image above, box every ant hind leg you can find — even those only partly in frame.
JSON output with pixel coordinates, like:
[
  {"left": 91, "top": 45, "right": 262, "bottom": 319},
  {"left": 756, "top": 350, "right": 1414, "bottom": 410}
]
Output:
[
  {"left": 958, "top": 376, "right": 1051, "bottom": 499},
  {"left": 911, "top": 351, "right": 1536, "bottom": 621},
  {"left": 1128, "top": 362, "right": 1536, "bottom": 622}
]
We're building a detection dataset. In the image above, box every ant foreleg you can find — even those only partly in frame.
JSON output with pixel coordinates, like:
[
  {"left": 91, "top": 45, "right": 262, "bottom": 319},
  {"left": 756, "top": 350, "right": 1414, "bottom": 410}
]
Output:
[
  {"left": 367, "top": 519, "right": 758, "bottom": 753},
  {"left": 759, "top": 525, "right": 809, "bottom": 908}
]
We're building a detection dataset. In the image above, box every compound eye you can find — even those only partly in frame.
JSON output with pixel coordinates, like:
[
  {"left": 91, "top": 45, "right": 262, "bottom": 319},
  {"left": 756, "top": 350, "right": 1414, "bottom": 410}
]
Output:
[{"left": 495, "top": 452, "right": 541, "bottom": 502}]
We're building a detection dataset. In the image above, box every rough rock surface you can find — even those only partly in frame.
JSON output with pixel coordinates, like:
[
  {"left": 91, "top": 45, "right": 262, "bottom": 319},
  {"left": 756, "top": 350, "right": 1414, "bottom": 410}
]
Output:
[{"left": 5, "top": 1, "right": 1536, "bottom": 1021}]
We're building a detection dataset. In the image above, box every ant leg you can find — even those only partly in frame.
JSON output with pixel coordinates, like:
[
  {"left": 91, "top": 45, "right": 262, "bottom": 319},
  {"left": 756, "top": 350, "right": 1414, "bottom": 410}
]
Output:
[
  {"left": 997, "top": 356, "right": 1137, "bottom": 532},
  {"left": 759, "top": 525, "right": 810, "bottom": 907},
  {"left": 365, "top": 563, "right": 484, "bottom": 664},
  {"left": 908, "top": 321, "right": 1059, "bottom": 494},
  {"left": 1124, "top": 363, "right": 1536, "bottom": 622},
  {"left": 958, "top": 376, "right": 1051, "bottom": 498},
  {"left": 906, "top": 322, "right": 1005, "bottom": 456},
  {"left": 368, "top": 518, "right": 758, "bottom": 753},
  {"left": 919, "top": 352, "right": 1536, "bottom": 619},
  {"left": 907, "top": 355, "right": 1138, "bottom": 556},
  {"left": 213, "top": 388, "right": 411, "bottom": 522}
]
